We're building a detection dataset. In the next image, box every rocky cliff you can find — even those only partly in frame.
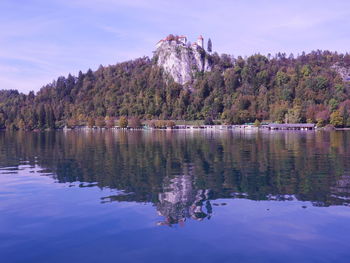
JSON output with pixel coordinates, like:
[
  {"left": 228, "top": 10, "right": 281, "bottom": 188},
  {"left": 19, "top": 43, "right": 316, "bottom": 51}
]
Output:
[
  {"left": 154, "top": 40, "right": 212, "bottom": 85},
  {"left": 332, "top": 63, "right": 350, "bottom": 82}
]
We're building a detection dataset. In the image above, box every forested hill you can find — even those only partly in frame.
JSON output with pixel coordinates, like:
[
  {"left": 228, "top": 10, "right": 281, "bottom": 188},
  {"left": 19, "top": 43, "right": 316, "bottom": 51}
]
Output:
[{"left": 1, "top": 50, "right": 350, "bottom": 130}]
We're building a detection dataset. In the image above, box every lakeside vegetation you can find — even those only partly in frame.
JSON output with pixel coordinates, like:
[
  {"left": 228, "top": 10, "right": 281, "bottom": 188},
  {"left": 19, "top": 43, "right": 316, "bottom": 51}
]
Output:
[{"left": 1, "top": 50, "right": 350, "bottom": 130}]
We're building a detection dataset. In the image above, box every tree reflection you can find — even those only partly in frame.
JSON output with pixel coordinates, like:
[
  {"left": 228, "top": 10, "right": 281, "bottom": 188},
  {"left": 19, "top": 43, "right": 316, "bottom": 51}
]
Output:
[{"left": 0, "top": 130, "right": 350, "bottom": 225}]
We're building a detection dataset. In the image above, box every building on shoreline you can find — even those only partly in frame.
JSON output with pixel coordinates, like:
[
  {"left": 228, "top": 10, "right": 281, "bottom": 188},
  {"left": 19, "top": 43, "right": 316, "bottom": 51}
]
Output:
[{"left": 265, "top": 123, "right": 316, "bottom": 130}]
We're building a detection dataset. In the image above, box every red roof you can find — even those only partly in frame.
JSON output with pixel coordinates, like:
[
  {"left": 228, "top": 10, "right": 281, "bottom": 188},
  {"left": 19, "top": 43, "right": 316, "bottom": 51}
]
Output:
[{"left": 156, "top": 35, "right": 189, "bottom": 45}]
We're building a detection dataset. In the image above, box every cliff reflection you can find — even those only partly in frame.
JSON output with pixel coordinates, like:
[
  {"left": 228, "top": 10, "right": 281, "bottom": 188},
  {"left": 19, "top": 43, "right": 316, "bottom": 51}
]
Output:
[
  {"left": 156, "top": 164, "right": 212, "bottom": 226},
  {"left": 0, "top": 130, "right": 350, "bottom": 225}
]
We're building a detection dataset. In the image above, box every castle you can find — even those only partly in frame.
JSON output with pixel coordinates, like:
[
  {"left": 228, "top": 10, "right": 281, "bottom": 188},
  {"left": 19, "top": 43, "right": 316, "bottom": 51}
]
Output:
[
  {"left": 154, "top": 34, "right": 211, "bottom": 85},
  {"left": 155, "top": 34, "right": 204, "bottom": 49}
]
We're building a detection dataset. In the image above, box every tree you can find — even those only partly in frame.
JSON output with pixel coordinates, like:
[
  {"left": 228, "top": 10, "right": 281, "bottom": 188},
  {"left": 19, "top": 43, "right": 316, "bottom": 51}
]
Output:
[
  {"left": 329, "top": 98, "right": 339, "bottom": 111},
  {"left": 18, "top": 119, "right": 26, "bottom": 130},
  {"left": 156, "top": 120, "right": 166, "bottom": 128},
  {"left": 27, "top": 119, "right": 34, "bottom": 130},
  {"left": 105, "top": 116, "right": 115, "bottom": 128},
  {"left": 316, "top": 110, "right": 330, "bottom": 127},
  {"left": 0, "top": 113, "right": 5, "bottom": 129},
  {"left": 119, "top": 116, "right": 128, "bottom": 128},
  {"left": 166, "top": 120, "right": 176, "bottom": 128},
  {"left": 1, "top": 50, "right": 350, "bottom": 127},
  {"left": 254, "top": 119, "right": 261, "bottom": 127},
  {"left": 95, "top": 117, "right": 106, "bottom": 128},
  {"left": 285, "top": 105, "right": 302, "bottom": 123},
  {"left": 207, "top": 38, "right": 212, "bottom": 53},
  {"left": 129, "top": 116, "right": 142, "bottom": 128},
  {"left": 45, "top": 106, "right": 55, "bottom": 129},
  {"left": 67, "top": 118, "right": 77, "bottom": 128},
  {"left": 88, "top": 117, "right": 95, "bottom": 128},
  {"left": 339, "top": 100, "right": 350, "bottom": 127},
  {"left": 270, "top": 102, "right": 288, "bottom": 123},
  {"left": 330, "top": 110, "right": 344, "bottom": 127},
  {"left": 204, "top": 116, "right": 214, "bottom": 125},
  {"left": 38, "top": 105, "right": 46, "bottom": 129}
]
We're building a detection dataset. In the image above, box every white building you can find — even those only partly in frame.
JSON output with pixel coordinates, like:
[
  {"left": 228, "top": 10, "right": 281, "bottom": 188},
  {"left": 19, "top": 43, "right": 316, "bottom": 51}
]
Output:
[
  {"left": 156, "top": 34, "right": 205, "bottom": 50},
  {"left": 196, "top": 35, "right": 203, "bottom": 48},
  {"left": 155, "top": 35, "right": 188, "bottom": 49},
  {"left": 178, "top": 35, "right": 187, "bottom": 45}
]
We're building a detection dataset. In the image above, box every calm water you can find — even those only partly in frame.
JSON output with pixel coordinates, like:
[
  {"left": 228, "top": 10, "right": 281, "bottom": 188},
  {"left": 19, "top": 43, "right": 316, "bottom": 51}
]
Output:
[{"left": 1, "top": 130, "right": 350, "bottom": 263}]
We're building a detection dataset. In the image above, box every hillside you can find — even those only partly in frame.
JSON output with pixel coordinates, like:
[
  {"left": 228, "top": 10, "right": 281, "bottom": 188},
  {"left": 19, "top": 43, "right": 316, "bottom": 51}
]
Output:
[{"left": 1, "top": 42, "right": 350, "bottom": 129}]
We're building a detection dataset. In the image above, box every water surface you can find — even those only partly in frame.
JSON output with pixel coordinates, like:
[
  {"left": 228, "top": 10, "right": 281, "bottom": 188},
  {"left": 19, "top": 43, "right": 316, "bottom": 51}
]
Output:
[{"left": 1, "top": 130, "right": 350, "bottom": 263}]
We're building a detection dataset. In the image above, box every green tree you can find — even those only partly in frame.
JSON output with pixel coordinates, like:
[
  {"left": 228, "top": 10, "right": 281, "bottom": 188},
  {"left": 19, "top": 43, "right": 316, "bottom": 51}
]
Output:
[
  {"left": 329, "top": 98, "right": 339, "bottom": 112},
  {"left": 45, "top": 106, "right": 55, "bottom": 129},
  {"left": 270, "top": 102, "right": 288, "bottom": 123},
  {"left": 285, "top": 105, "right": 302, "bottom": 123},
  {"left": 1, "top": 50, "right": 350, "bottom": 126},
  {"left": 0, "top": 113, "right": 5, "bottom": 129},
  {"left": 254, "top": 119, "right": 261, "bottom": 127},
  {"left": 207, "top": 38, "right": 212, "bottom": 53},
  {"left": 330, "top": 110, "right": 344, "bottom": 127},
  {"left": 301, "top": 65, "right": 311, "bottom": 77},
  {"left": 38, "top": 105, "right": 46, "bottom": 129}
]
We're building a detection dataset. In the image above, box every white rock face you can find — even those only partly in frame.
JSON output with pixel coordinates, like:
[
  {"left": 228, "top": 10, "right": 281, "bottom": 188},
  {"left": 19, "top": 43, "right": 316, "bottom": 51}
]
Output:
[
  {"left": 332, "top": 63, "right": 350, "bottom": 82},
  {"left": 154, "top": 41, "right": 211, "bottom": 85}
]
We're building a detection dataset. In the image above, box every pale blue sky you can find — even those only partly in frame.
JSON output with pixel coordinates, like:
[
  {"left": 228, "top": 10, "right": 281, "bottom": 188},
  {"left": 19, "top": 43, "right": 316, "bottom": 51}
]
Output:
[{"left": 1, "top": 0, "right": 350, "bottom": 93}]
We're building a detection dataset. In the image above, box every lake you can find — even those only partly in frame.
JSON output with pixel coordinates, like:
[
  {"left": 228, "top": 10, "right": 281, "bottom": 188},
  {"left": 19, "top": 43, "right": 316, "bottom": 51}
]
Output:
[{"left": 1, "top": 130, "right": 350, "bottom": 263}]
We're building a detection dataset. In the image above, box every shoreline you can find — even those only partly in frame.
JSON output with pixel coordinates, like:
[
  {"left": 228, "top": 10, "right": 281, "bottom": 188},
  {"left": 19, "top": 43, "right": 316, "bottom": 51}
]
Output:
[{"left": 2, "top": 125, "right": 350, "bottom": 132}]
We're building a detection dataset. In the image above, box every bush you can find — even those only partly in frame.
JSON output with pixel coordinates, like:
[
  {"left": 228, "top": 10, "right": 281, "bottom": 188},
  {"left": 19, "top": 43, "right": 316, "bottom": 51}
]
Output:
[
  {"left": 254, "top": 119, "right": 261, "bottom": 127},
  {"left": 119, "top": 116, "right": 128, "bottom": 128}
]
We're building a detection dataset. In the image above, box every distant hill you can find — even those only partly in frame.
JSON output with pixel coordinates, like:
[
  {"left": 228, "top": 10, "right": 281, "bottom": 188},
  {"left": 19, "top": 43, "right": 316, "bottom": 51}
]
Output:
[{"left": 1, "top": 40, "right": 350, "bottom": 129}]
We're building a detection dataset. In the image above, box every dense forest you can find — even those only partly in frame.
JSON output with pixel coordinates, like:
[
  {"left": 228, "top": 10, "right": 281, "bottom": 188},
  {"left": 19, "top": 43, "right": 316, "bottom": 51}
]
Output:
[{"left": 1, "top": 49, "right": 350, "bottom": 130}]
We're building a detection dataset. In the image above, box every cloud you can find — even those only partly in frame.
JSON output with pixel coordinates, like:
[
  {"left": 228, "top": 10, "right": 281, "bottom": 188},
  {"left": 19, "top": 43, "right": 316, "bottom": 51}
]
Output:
[{"left": 1, "top": 0, "right": 350, "bottom": 92}]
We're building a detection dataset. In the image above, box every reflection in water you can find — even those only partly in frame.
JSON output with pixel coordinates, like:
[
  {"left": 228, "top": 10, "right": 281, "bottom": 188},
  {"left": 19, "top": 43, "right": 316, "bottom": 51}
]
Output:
[
  {"left": 0, "top": 130, "right": 350, "bottom": 225},
  {"left": 157, "top": 165, "right": 212, "bottom": 226}
]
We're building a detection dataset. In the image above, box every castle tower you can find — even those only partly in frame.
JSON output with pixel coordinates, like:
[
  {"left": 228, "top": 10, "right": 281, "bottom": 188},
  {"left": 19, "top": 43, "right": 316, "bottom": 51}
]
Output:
[
  {"left": 178, "top": 35, "right": 187, "bottom": 45},
  {"left": 197, "top": 35, "right": 204, "bottom": 48}
]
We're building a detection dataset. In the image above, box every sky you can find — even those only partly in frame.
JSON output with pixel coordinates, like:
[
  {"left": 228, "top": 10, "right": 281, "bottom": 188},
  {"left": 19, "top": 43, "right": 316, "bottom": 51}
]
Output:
[{"left": 1, "top": 0, "right": 350, "bottom": 93}]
